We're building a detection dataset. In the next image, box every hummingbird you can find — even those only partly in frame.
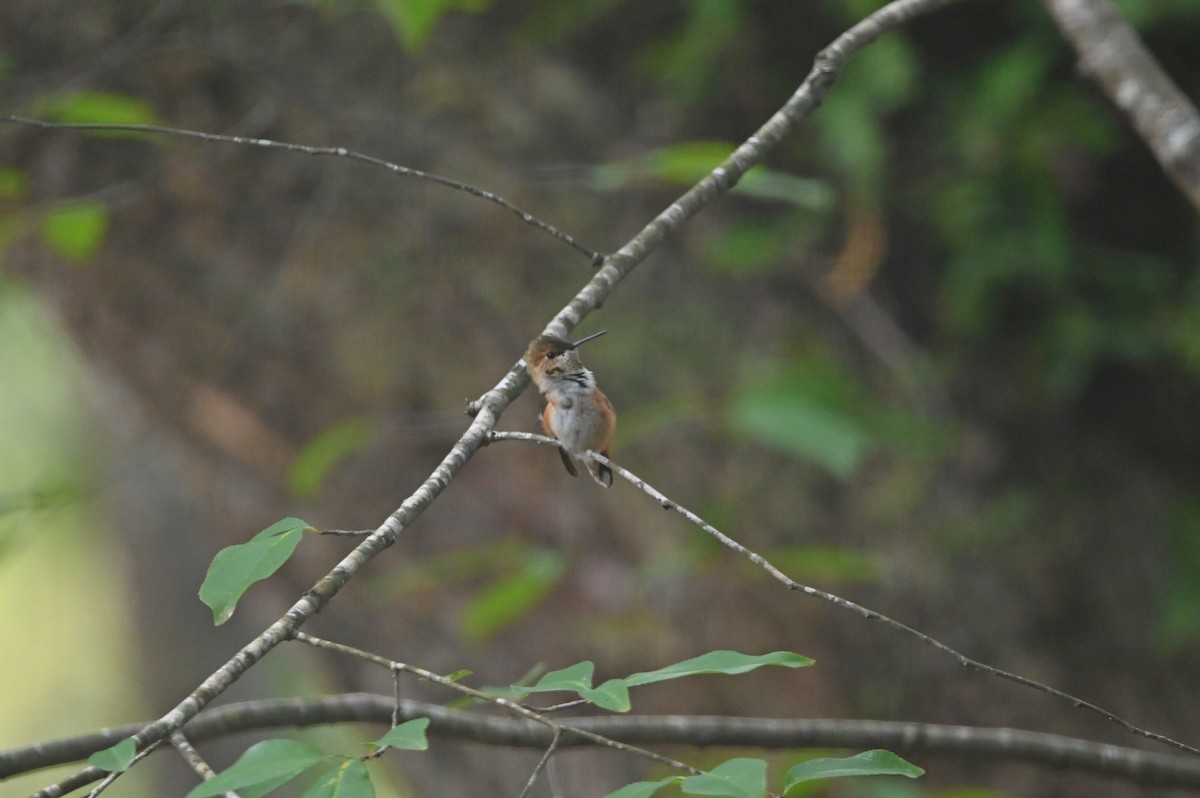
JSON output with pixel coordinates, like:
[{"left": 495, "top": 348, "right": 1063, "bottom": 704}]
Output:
[{"left": 524, "top": 329, "right": 616, "bottom": 487}]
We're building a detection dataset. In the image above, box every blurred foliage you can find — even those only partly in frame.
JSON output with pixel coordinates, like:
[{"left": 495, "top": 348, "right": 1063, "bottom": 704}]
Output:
[
  {"left": 289, "top": 416, "right": 376, "bottom": 498},
  {"left": 372, "top": 0, "right": 492, "bottom": 50},
  {"left": 40, "top": 201, "right": 109, "bottom": 263},
  {"left": 758, "top": 546, "right": 879, "bottom": 584},
  {"left": 0, "top": 284, "right": 147, "bottom": 796},
  {"left": 812, "top": 33, "right": 919, "bottom": 196},
  {"left": 364, "top": 538, "right": 567, "bottom": 642},
  {"left": 0, "top": 167, "right": 26, "bottom": 200},
  {"left": 459, "top": 547, "right": 565, "bottom": 641},
  {"left": 1158, "top": 498, "right": 1200, "bottom": 651},
  {"left": 635, "top": 0, "right": 750, "bottom": 104},
  {"left": 34, "top": 90, "right": 162, "bottom": 131},
  {"left": 590, "top": 140, "right": 834, "bottom": 209},
  {"left": 296, "top": 0, "right": 493, "bottom": 51},
  {"left": 1111, "top": 0, "right": 1200, "bottom": 28},
  {"left": 920, "top": 27, "right": 1197, "bottom": 401},
  {"left": 729, "top": 347, "right": 947, "bottom": 479},
  {"left": 589, "top": 140, "right": 834, "bottom": 277}
]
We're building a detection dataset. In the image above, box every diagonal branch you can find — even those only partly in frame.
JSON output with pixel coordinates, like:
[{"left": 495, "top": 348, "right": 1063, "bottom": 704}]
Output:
[
  {"left": 488, "top": 432, "right": 1200, "bottom": 759},
  {"left": 1038, "top": 0, "right": 1200, "bottom": 213},
  {"left": 289, "top": 631, "right": 698, "bottom": 777},
  {"left": 0, "top": 114, "right": 603, "bottom": 264}
]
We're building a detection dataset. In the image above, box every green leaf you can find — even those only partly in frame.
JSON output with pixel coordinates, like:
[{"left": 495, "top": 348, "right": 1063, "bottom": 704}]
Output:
[
  {"left": 372, "top": 717, "right": 430, "bottom": 750},
  {"left": 199, "top": 517, "right": 311, "bottom": 625},
  {"left": 41, "top": 202, "right": 108, "bottom": 263},
  {"left": 738, "top": 171, "right": 834, "bottom": 209},
  {"left": 185, "top": 739, "right": 330, "bottom": 798},
  {"left": 300, "top": 759, "right": 374, "bottom": 798},
  {"left": 0, "top": 168, "right": 27, "bottom": 200},
  {"left": 373, "top": 0, "right": 491, "bottom": 51},
  {"left": 519, "top": 651, "right": 809, "bottom": 713},
  {"left": 289, "top": 416, "right": 375, "bottom": 498},
  {"left": 521, "top": 661, "right": 630, "bottom": 710},
  {"left": 528, "top": 660, "right": 595, "bottom": 693},
  {"left": 460, "top": 548, "right": 564, "bottom": 641},
  {"left": 762, "top": 547, "right": 878, "bottom": 584},
  {"left": 88, "top": 737, "right": 137, "bottom": 773},
  {"left": 580, "top": 678, "right": 632, "bottom": 713},
  {"left": 729, "top": 389, "right": 872, "bottom": 479},
  {"left": 602, "top": 777, "right": 682, "bottom": 798},
  {"left": 645, "top": 141, "right": 733, "bottom": 184},
  {"left": 701, "top": 221, "right": 791, "bottom": 278},
  {"left": 624, "top": 650, "right": 813, "bottom": 687},
  {"left": 813, "top": 91, "right": 885, "bottom": 192},
  {"left": 37, "top": 91, "right": 161, "bottom": 138},
  {"left": 682, "top": 757, "right": 767, "bottom": 798},
  {"left": 783, "top": 750, "right": 924, "bottom": 787},
  {"left": 1156, "top": 499, "right": 1200, "bottom": 650},
  {"left": 475, "top": 662, "right": 545, "bottom": 705}
]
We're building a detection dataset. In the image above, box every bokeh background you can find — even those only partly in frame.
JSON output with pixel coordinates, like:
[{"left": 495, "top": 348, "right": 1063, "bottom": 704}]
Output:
[{"left": 3, "top": 0, "right": 1200, "bottom": 795}]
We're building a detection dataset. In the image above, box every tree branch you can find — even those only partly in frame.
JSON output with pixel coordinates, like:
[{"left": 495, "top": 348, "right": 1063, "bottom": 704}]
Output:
[
  {"left": 0, "top": 115, "right": 603, "bottom": 264},
  {"left": 6, "top": 694, "right": 1200, "bottom": 789},
  {"left": 1038, "top": 0, "right": 1200, "bottom": 212},
  {"left": 489, "top": 432, "right": 1200, "bottom": 759}
]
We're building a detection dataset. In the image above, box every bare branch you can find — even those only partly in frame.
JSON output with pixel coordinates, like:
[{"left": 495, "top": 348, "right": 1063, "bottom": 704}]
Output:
[
  {"left": 0, "top": 114, "right": 604, "bottom": 263},
  {"left": 540, "top": 0, "right": 971, "bottom": 339},
  {"left": 1038, "top": 0, "right": 1200, "bottom": 212},
  {"left": 489, "top": 431, "right": 1200, "bottom": 759},
  {"left": 290, "top": 632, "right": 699, "bottom": 777},
  {"left": 7, "top": 694, "right": 1200, "bottom": 789},
  {"left": 518, "top": 728, "right": 561, "bottom": 798},
  {"left": 168, "top": 732, "right": 239, "bottom": 798}
]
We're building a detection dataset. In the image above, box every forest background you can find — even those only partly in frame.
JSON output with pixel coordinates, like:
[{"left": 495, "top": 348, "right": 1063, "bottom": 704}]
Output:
[{"left": 2, "top": 0, "right": 1200, "bottom": 795}]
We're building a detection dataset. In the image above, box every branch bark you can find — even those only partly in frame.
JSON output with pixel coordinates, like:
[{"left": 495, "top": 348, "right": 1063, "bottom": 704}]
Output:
[
  {"left": 1039, "top": 0, "right": 1200, "bottom": 212},
  {"left": 7, "top": 694, "right": 1200, "bottom": 789}
]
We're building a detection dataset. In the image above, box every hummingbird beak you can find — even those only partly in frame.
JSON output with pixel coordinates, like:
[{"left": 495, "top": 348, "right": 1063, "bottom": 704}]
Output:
[{"left": 567, "top": 330, "right": 607, "bottom": 350}]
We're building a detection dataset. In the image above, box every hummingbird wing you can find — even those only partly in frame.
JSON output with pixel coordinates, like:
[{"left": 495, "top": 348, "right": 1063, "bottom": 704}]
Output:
[
  {"left": 557, "top": 445, "right": 580, "bottom": 477},
  {"left": 540, "top": 400, "right": 579, "bottom": 477}
]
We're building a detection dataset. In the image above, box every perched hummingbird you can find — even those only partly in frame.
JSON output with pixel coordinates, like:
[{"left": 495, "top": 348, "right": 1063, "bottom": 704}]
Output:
[{"left": 524, "top": 329, "right": 616, "bottom": 487}]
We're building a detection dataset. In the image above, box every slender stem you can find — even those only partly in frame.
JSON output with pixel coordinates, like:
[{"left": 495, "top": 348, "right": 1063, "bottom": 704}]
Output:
[
  {"left": 488, "top": 431, "right": 1200, "bottom": 759},
  {"left": 517, "top": 728, "right": 561, "bottom": 798},
  {"left": 170, "top": 732, "right": 240, "bottom": 798},
  {"left": 290, "top": 632, "right": 700, "bottom": 776},
  {"left": 0, "top": 114, "right": 604, "bottom": 263}
]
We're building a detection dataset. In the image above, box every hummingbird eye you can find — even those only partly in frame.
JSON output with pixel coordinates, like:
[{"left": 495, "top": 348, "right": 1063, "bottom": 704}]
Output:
[{"left": 546, "top": 351, "right": 559, "bottom": 360}]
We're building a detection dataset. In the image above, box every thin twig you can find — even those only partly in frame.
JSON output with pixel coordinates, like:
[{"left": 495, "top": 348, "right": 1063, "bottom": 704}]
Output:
[
  {"left": 487, "top": 431, "right": 1200, "bottom": 759},
  {"left": 366, "top": 667, "right": 407, "bottom": 759},
  {"left": 290, "top": 631, "right": 700, "bottom": 777},
  {"left": 0, "top": 114, "right": 604, "bottom": 264},
  {"left": 518, "top": 728, "right": 562, "bottom": 798},
  {"left": 82, "top": 740, "right": 160, "bottom": 798},
  {"left": 170, "top": 731, "right": 240, "bottom": 798}
]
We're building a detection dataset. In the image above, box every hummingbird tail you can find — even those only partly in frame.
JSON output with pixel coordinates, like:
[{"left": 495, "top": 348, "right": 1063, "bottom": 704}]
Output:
[
  {"left": 557, "top": 446, "right": 579, "bottom": 477},
  {"left": 589, "top": 461, "right": 613, "bottom": 488}
]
